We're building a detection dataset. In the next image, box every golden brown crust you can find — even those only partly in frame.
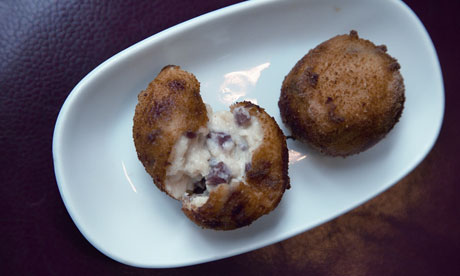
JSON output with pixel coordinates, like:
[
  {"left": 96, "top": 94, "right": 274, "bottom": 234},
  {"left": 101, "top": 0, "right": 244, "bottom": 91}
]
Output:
[
  {"left": 133, "top": 65, "right": 208, "bottom": 196},
  {"left": 182, "top": 102, "right": 290, "bottom": 230},
  {"left": 279, "top": 30, "right": 405, "bottom": 157}
]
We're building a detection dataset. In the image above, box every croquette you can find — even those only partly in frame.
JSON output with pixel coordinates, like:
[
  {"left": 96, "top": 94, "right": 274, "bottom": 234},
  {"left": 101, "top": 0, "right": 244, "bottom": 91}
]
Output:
[
  {"left": 133, "top": 65, "right": 289, "bottom": 230},
  {"left": 279, "top": 30, "right": 405, "bottom": 157}
]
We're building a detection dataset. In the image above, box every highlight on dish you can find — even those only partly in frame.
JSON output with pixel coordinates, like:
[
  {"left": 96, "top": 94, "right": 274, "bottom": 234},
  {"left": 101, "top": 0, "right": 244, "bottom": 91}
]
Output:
[
  {"left": 133, "top": 65, "right": 290, "bottom": 230},
  {"left": 279, "top": 30, "right": 405, "bottom": 157}
]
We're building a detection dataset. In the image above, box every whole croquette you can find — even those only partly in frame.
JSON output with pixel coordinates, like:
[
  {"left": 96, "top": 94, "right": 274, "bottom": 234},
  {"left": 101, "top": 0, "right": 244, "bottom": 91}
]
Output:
[
  {"left": 133, "top": 65, "right": 289, "bottom": 230},
  {"left": 279, "top": 30, "right": 405, "bottom": 157}
]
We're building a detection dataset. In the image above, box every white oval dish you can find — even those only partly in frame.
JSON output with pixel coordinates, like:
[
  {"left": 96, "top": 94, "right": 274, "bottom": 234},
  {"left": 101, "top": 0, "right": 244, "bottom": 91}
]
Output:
[{"left": 53, "top": 0, "right": 444, "bottom": 268}]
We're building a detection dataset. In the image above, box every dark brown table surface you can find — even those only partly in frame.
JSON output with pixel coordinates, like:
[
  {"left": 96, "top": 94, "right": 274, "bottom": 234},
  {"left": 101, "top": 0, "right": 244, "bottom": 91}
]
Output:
[{"left": 1, "top": 0, "right": 459, "bottom": 275}]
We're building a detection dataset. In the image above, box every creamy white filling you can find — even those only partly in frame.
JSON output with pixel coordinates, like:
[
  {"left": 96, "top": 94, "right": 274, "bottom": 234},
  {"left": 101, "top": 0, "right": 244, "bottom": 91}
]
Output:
[
  {"left": 165, "top": 127, "right": 210, "bottom": 198},
  {"left": 165, "top": 105, "right": 263, "bottom": 208}
]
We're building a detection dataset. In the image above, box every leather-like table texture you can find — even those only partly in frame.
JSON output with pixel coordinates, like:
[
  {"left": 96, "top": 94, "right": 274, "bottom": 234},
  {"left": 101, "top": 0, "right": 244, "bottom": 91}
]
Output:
[{"left": 1, "top": 0, "right": 459, "bottom": 275}]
